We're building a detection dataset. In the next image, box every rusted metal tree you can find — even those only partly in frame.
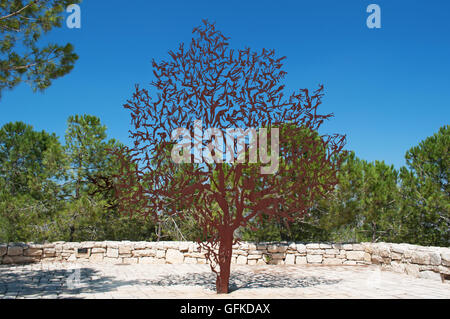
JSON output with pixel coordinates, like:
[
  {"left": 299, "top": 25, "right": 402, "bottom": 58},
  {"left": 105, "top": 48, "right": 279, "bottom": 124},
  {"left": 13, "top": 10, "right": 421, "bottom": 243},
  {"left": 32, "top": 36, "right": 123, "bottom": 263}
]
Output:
[{"left": 114, "top": 20, "right": 346, "bottom": 294}]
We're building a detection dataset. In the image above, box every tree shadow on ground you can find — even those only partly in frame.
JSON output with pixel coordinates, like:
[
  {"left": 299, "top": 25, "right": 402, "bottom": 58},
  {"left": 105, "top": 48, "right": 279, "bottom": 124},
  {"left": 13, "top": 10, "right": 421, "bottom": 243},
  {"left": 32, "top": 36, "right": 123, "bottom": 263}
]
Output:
[
  {"left": 144, "top": 271, "right": 341, "bottom": 292},
  {"left": 0, "top": 266, "right": 342, "bottom": 297},
  {"left": 0, "top": 266, "right": 143, "bottom": 298}
]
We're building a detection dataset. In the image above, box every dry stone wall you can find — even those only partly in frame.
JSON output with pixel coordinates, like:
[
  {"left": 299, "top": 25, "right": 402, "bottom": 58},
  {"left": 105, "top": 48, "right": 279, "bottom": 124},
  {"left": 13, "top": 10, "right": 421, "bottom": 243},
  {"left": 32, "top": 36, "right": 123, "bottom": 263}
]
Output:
[{"left": 1, "top": 241, "right": 448, "bottom": 282}]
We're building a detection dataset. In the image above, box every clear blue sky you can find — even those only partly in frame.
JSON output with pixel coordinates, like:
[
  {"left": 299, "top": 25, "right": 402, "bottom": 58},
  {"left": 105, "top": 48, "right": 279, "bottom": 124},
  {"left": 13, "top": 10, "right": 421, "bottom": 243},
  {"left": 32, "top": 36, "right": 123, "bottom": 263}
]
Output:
[{"left": 1, "top": 0, "right": 449, "bottom": 169}]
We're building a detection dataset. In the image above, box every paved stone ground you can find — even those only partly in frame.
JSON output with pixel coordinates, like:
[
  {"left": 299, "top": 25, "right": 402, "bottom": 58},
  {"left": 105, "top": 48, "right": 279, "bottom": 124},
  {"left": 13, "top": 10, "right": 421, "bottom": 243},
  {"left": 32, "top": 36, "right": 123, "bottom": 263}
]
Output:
[{"left": 0, "top": 262, "right": 449, "bottom": 299}]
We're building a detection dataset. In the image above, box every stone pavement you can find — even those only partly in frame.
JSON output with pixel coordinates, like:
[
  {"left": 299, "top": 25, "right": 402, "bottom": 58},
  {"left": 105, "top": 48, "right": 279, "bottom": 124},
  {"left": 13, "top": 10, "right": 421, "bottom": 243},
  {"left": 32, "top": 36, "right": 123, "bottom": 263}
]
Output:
[{"left": 0, "top": 262, "right": 449, "bottom": 299}]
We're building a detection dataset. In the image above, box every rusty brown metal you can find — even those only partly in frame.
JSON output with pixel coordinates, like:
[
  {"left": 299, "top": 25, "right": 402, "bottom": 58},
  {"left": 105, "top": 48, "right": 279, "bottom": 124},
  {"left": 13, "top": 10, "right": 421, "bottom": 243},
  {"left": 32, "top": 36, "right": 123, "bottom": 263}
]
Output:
[{"left": 112, "top": 20, "right": 346, "bottom": 294}]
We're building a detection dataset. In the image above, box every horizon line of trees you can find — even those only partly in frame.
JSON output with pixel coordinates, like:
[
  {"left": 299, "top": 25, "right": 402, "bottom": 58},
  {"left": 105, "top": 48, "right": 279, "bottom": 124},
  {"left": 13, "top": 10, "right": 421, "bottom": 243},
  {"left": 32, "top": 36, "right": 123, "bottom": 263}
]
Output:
[{"left": 0, "top": 115, "right": 448, "bottom": 247}]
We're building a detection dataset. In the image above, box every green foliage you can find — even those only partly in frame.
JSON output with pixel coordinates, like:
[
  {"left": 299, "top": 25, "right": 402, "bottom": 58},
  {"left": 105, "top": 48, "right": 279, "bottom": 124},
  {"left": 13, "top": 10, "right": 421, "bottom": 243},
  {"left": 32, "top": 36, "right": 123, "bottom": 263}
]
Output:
[
  {"left": 0, "top": 121, "right": 65, "bottom": 242},
  {"left": 59, "top": 114, "right": 152, "bottom": 241},
  {"left": 0, "top": 116, "right": 157, "bottom": 243},
  {"left": 241, "top": 124, "right": 337, "bottom": 242},
  {"left": 0, "top": 119, "right": 447, "bottom": 247},
  {"left": 295, "top": 153, "right": 399, "bottom": 243},
  {"left": 398, "top": 125, "right": 449, "bottom": 246},
  {"left": 0, "top": 0, "right": 80, "bottom": 97}
]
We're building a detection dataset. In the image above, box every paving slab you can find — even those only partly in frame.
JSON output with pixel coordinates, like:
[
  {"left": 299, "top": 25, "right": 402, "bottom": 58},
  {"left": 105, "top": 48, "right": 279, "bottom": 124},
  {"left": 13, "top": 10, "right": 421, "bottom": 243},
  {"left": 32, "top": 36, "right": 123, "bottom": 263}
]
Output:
[{"left": 0, "top": 262, "right": 448, "bottom": 299}]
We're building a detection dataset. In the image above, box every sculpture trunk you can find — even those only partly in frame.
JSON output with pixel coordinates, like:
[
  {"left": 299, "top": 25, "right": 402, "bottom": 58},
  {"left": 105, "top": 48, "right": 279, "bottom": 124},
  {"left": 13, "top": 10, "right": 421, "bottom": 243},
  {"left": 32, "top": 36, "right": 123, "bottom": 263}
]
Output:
[{"left": 215, "top": 232, "right": 233, "bottom": 294}]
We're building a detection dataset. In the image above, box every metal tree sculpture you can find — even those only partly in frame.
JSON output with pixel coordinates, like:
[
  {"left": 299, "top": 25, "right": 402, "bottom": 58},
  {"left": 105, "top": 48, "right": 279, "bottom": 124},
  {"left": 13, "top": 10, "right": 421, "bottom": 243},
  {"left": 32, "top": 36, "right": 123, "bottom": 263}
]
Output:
[{"left": 114, "top": 20, "right": 346, "bottom": 294}]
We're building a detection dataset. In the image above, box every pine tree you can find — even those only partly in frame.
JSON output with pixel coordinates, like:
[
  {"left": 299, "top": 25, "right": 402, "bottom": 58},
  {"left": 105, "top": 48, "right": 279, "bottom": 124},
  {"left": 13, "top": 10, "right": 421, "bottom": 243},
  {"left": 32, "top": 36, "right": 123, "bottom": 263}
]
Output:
[{"left": 0, "top": 0, "right": 80, "bottom": 98}]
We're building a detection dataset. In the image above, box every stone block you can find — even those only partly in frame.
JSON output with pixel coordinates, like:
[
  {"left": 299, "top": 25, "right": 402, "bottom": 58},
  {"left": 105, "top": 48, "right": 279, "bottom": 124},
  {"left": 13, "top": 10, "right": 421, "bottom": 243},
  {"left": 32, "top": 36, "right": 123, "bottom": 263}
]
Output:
[
  {"left": 257, "top": 259, "right": 267, "bottom": 265},
  {"left": 441, "top": 252, "right": 450, "bottom": 266},
  {"left": 306, "top": 243, "right": 320, "bottom": 249},
  {"left": 337, "top": 251, "right": 346, "bottom": 258},
  {"left": 256, "top": 244, "right": 268, "bottom": 251},
  {"left": 405, "top": 264, "right": 420, "bottom": 277},
  {"left": 438, "top": 265, "right": 450, "bottom": 275},
  {"left": 235, "top": 249, "right": 248, "bottom": 256},
  {"left": 325, "top": 249, "right": 339, "bottom": 255},
  {"left": 271, "top": 253, "right": 285, "bottom": 259},
  {"left": 24, "top": 248, "right": 43, "bottom": 257},
  {"left": 0, "top": 244, "right": 7, "bottom": 256},
  {"left": 390, "top": 244, "right": 406, "bottom": 254},
  {"left": 270, "top": 259, "right": 285, "bottom": 265},
  {"left": 7, "top": 245, "right": 23, "bottom": 256},
  {"left": 390, "top": 261, "right": 406, "bottom": 273},
  {"left": 418, "top": 265, "right": 439, "bottom": 272},
  {"left": 166, "top": 249, "right": 184, "bottom": 264},
  {"left": 43, "top": 242, "right": 56, "bottom": 248},
  {"left": 2, "top": 255, "right": 37, "bottom": 264},
  {"left": 43, "top": 248, "right": 56, "bottom": 257},
  {"left": 295, "top": 256, "right": 307, "bottom": 265},
  {"left": 91, "top": 248, "right": 106, "bottom": 254},
  {"left": 285, "top": 254, "right": 295, "bottom": 265},
  {"left": 307, "top": 249, "right": 325, "bottom": 255},
  {"left": 92, "top": 242, "right": 107, "bottom": 248},
  {"left": 236, "top": 255, "right": 247, "bottom": 264},
  {"left": 163, "top": 241, "right": 179, "bottom": 250},
  {"left": 156, "top": 250, "right": 166, "bottom": 258},
  {"left": 106, "top": 248, "right": 119, "bottom": 258},
  {"left": 306, "top": 254, "right": 322, "bottom": 263},
  {"left": 410, "top": 251, "right": 431, "bottom": 265},
  {"left": 323, "top": 258, "right": 343, "bottom": 265},
  {"left": 190, "top": 252, "right": 206, "bottom": 258},
  {"left": 371, "top": 255, "right": 383, "bottom": 265},
  {"left": 132, "top": 249, "right": 156, "bottom": 257},
  {"left": 391, "top": 252, "right": 402, "bottom": 260},
  {"left": 346, "top": 251, "right": 365, "bottom": 261},
  {"left": 375, "top": 244, "right": 391, "bottom": 257},
  {"left": 239, "top": 243, "right": 249, "bottom": 250},
  {"left": 419, "top": 270, "right": 442, "bottom": 281},
  {"left": 105, "top": 241, "right": 119, "bottom": 249},
  {"left": 179, "top": 242, "right": 190, "bottom": 252},
  {"left": 134, "top": 242, "right": 148, "bottom": 250},
  {"left": 429, "top": 252, "right": 441, "bottom": 266},
  {"left": 296, "top": 244, "right": 307, "bottom": 254},
  {"left": 247, "top": 259, "right": 257, "bottom": 265},
  {"left": 268, "top": 245, "right": 286, "bottom": 253},
  {"left": 81, "top": 242, "right": 95, "bottom": 249},
  {"left": 118, "top": 244, "right": 133, "bottom": 255},
  {"left": 362, "top": 242, "right": 374, "bottom": 254}
]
